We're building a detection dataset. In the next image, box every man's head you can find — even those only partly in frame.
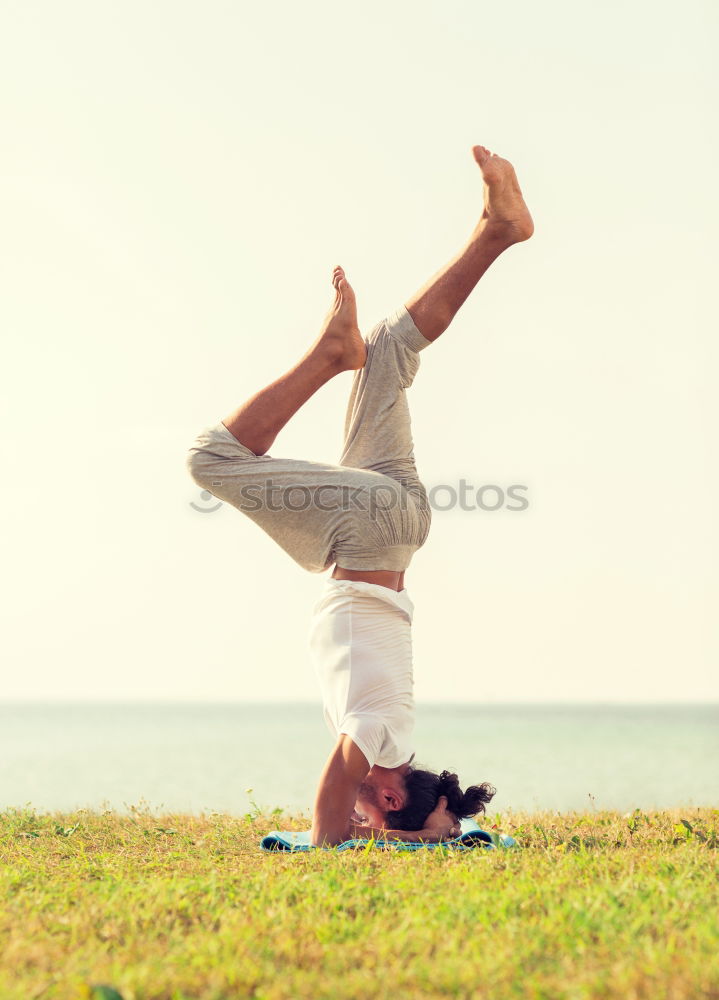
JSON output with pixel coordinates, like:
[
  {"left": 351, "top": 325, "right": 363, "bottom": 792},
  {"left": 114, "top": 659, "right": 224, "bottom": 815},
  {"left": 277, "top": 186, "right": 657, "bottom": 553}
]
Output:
[
  {"left": 351, "top": 762, "right": 412, "bottom": 828},
  {"left": 353, "top": 763, "right": 496, "bottom": 831}
]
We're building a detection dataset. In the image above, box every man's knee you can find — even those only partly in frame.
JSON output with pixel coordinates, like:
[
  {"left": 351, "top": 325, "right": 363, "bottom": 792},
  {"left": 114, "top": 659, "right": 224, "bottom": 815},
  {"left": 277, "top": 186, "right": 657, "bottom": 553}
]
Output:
[
  {"left": 186, "top": 438, "right": 259, "bottom": 493},
  {"left": 186, "top": 448, "right": 216, "bottom": 490}
]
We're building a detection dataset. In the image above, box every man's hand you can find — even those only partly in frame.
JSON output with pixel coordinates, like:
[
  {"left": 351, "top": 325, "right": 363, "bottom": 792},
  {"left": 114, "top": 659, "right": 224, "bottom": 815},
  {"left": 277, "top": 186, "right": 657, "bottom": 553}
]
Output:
[{"left": 421, "top": 796, "right": 461, "bottom": 840}]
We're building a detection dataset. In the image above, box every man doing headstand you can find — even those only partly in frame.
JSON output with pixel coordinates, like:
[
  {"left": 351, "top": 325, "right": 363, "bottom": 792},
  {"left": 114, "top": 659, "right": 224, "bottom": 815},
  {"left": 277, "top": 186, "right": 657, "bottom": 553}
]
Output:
[{"left": 187, "top": 145, "right": 534, "bottom": 846}]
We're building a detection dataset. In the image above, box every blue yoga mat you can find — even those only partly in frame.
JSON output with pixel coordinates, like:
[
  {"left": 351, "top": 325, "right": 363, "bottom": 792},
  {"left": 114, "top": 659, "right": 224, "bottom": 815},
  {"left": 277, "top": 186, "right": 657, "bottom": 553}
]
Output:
[{"left": 261, "top": 817, "right": 517, "bottom": 852}]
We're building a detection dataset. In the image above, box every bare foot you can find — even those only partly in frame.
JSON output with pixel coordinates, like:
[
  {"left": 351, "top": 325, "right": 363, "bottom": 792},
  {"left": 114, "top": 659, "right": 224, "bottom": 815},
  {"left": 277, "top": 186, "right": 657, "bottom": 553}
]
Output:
[
  {"left": 316, "top": 265, "right": 367, "bottom": 370},
  {"left": 472, "top": 145, "right": 534, "bottom": 244}
]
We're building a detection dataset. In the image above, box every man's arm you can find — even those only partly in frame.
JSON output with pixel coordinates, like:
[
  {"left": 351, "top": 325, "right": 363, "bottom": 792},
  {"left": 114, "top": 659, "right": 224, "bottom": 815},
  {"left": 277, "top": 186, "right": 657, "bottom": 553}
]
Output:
[
  {"left": 310, "top": 735, "right": 371, "bottom": 847},
  {"left": 348, "top": 823, "right": 442, "bottom": 842}
]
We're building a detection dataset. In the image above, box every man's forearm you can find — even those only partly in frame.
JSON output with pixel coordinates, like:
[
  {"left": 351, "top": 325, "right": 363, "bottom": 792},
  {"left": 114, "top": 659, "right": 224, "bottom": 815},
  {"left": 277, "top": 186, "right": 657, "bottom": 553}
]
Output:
[
  {"left": 348, "top": 824, "right": 448, "bottom": 843},
  {"left": 311, "top": 737, "right": 370, "bottom": 847}
]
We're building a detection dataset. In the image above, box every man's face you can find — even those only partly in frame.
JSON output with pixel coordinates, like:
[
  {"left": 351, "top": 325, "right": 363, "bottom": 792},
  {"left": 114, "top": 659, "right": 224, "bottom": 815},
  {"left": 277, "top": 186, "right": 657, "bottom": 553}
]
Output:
[
  {"left": 351, "top": 767, "right": 407, "bottom": 827},
  {"left": 352, "top": 775, "right": 386, "bottom": 827}
]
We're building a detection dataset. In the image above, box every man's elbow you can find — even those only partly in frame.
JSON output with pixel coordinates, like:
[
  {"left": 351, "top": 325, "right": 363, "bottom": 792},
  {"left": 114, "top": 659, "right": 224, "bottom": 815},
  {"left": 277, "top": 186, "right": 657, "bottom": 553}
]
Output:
[{"left": 310, "top": 822, "right": 350, "bottom": 848}]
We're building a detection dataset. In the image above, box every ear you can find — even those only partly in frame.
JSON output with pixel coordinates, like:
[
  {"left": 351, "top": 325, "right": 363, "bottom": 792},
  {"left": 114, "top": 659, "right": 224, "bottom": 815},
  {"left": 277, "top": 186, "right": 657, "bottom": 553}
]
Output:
[{"left": 381, "top": 788, "right": 404, "bottom": 812}]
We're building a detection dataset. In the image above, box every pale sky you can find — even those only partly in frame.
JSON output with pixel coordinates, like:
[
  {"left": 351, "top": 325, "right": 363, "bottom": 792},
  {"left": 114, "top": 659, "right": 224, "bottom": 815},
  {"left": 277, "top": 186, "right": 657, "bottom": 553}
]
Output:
[{"left": 1, "top": 0, "right": 716, "bottom": 703}]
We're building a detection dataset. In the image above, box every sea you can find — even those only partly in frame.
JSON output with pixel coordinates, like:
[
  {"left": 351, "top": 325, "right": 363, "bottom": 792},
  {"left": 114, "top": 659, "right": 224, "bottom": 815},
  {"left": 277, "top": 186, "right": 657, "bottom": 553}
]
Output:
[{"left": 1, "top": 702, "right": 717, "bottom": 819}]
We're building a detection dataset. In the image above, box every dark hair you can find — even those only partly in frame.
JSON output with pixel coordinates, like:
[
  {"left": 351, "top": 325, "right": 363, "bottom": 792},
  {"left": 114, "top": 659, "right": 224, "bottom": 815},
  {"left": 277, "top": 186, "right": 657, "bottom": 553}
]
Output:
[{"left": 385, "top": 768, "right": 496, "bottom": 832}]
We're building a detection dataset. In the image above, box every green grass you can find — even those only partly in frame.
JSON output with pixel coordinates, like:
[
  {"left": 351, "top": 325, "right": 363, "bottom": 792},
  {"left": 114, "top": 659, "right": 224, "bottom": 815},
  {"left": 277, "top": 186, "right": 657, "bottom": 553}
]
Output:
[{"left": 1, "top": 804, "right": 717, "bottom": 1000}]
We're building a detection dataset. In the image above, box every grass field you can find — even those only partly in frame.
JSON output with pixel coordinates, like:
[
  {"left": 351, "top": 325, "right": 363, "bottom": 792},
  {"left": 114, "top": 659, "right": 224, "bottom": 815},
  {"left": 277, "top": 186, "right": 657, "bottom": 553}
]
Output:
[{"left": 1, "top": 804, "right": 717, "bottom": 1000}]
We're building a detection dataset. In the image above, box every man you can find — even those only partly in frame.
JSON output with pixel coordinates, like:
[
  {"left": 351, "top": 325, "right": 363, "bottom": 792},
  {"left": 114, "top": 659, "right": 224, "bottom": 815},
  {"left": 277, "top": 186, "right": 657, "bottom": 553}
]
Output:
[{"left": 187, "top": 145, "right": 533, "bottom": 846}]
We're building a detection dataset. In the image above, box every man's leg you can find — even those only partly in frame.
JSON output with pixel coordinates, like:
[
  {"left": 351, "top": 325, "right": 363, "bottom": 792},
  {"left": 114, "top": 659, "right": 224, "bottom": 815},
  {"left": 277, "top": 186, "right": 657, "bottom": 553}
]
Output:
[
  {"left": 404, "top": 145, "right": 534, "bottom": 343},
  {"left": 339, "top": 302, "right": 429, "bottom": 489},
  {"left": 222, "top": 267, "right": 366, "bottom": 454},
  {"left": 337, "top": 140, "right": 536, "bottom": 488},
  {"left": 187, "top": 268, "right": 376, "bottom": 574}
]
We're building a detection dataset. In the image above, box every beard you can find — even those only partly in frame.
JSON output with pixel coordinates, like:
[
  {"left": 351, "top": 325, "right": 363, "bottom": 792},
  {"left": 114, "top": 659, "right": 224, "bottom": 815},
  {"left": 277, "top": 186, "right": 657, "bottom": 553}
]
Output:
[{"left": 356, "top": 780, "right": 380, "bottom": 806}]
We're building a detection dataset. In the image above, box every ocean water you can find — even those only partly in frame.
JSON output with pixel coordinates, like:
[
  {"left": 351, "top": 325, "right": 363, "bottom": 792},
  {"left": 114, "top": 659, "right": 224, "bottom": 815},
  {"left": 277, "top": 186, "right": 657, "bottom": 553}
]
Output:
[{"left": 1, "top": 702, "right": 717, "bottom": 818}]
